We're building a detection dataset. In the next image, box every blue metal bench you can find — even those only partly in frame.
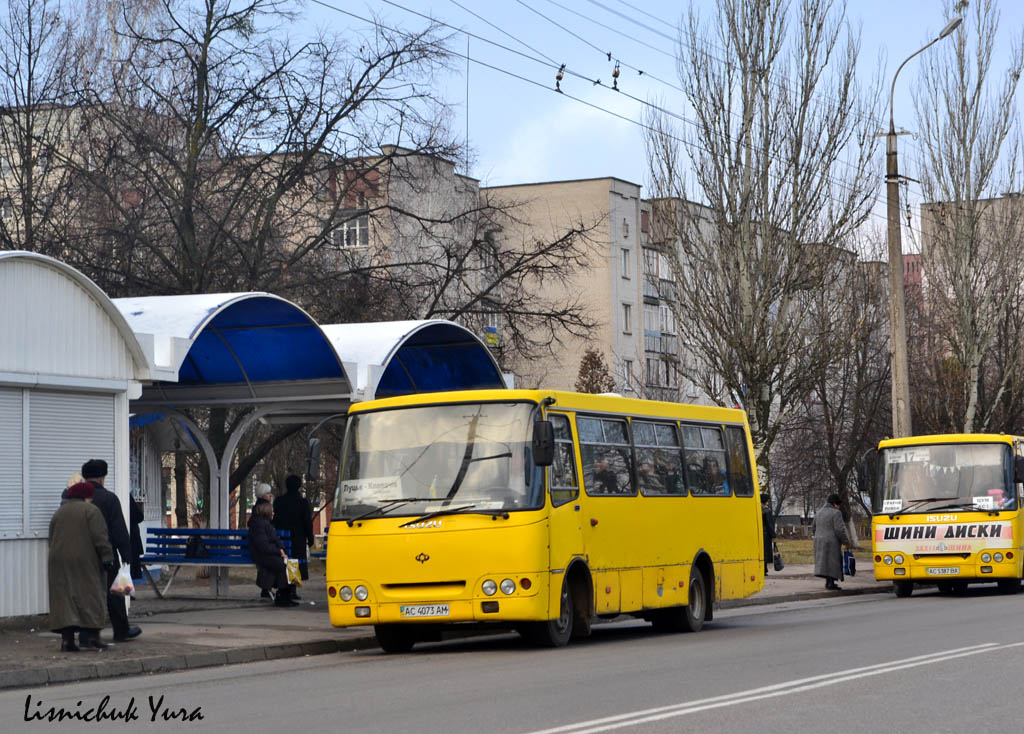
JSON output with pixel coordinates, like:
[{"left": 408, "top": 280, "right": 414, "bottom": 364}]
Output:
[{"left": 139, "top": 527, "right": 291, "bottom": 598}]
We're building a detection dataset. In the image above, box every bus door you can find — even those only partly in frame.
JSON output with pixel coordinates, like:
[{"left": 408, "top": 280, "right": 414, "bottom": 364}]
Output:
[
  {"left": 576, "top": 415, "right": 644, "bottom": 613},
  {"left": 546, "top": 413, "right": 583, "bottom": 586}
]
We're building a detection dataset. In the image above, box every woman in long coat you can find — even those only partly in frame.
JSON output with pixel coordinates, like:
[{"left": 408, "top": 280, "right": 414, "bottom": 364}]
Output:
[
  {"left": 813, "top": 493, "right": 850, "bottom": 590},
  {"left": 248, "top": 502, "right": 297, "bottom": 606},
  {"left": 48, "top": 482, "right": 114, "bottom": 651}
]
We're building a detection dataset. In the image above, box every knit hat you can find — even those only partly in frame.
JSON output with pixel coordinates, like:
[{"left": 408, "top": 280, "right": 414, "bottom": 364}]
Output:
[
  {"left": 256, "top": 483, "right": 273, "bottom": 499},
  {"left": 66, "top": 482, "right": 96, "bottom": 500},
  {"left": 81, "top": 459, "right": 108, "bottom": 479}
]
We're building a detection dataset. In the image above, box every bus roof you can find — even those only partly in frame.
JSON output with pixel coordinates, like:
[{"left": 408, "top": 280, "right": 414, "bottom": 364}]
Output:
[
  {"left": 348, "top": 389, "right": 749, "bottom": 425},
  {"left": 879, "top": 433, "right": 1022, "bottom": 449}
]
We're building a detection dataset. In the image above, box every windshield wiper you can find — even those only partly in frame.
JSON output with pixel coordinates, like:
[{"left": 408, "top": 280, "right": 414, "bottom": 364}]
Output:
[
  {"left": 398, "top": 504, "right": 511, "bottom": 528},
  {"left": 346, "top": 497, "right": 435, "bottom": 526},
  {"left": 885, "top": 497, "right": 949, "bottom": 515},
  {"left": 928, "top": 500, "right": 1002, "bottom": 513}
]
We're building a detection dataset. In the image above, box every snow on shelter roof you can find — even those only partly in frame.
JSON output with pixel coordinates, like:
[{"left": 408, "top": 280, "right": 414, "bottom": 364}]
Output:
[{"left": 321, "top": 320, "right": 504, "bottom": 400}]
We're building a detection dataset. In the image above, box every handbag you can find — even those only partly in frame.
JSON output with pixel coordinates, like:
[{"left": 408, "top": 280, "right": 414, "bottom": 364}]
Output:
[
  {"left": 843, "top": 549, "right": 857, "bottom": 577},
  {"left": 285, "top": 557, "right": 302, "bottom": 587},
  {"left": 772, "top": 541, "right": 784, "bottom": 572}
]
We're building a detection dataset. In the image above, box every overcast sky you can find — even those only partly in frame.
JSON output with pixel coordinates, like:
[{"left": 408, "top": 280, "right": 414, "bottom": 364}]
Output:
[{"left": 311, "top": 0, "right": 1023, "bottom": 244}]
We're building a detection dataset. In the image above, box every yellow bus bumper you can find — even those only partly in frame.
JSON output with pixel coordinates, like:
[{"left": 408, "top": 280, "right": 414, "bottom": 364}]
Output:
[
  {"left": 328, "top": 593, "right": 549, "bottom": 627},
  {"left": 874, "top": 562, "right": 1020, "bottom": 582}
]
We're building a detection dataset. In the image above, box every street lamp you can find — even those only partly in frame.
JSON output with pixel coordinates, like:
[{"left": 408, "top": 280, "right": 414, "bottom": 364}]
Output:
[{"left": 885, "top": 16, "right": 962, "bottom": 438}]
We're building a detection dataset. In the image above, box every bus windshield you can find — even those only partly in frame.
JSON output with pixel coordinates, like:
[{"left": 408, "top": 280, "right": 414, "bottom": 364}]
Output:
[
  {"left": 875, "top": 443, "right": 1015, "bottom": 514},
  {"left": 333, "top": 402, "right": 544, "bottom": 520}
]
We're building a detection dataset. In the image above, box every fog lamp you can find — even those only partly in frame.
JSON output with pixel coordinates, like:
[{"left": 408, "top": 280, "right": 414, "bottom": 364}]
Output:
[{"left": 355, "top": 606, "right": 371, "bottom": 617}]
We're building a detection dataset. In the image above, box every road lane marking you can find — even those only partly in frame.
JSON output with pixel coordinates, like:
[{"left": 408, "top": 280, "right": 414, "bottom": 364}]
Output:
[{"left": 522, "top": 642, "right": 1016, "bottom": 734}]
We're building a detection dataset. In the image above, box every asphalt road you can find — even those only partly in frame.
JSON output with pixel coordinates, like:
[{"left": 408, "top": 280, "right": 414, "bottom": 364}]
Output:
[{"left": 4, "top": 586, "right": 1024, "bottom": 733}]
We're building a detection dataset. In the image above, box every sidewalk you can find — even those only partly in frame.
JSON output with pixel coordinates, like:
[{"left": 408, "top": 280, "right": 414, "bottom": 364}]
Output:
[{"left": 0, "top": 564, "right": 892, "bottom": 690}]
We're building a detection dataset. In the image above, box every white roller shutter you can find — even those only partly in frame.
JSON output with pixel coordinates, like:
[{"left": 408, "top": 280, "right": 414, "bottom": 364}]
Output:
[
  {"left": 28, "top": 390, "right": 115, "bottom": 535},
  {"left": 0, "top": 388, "right": 24, "bottom": 536}
]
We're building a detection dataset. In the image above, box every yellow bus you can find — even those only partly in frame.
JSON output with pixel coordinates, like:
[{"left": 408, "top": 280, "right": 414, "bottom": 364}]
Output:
[
  {"left": 325, "top": 389, "right": 765, "bottom": 652},
  {"left": 871, "top": 433, "right": 1024, "bottom": 597}
]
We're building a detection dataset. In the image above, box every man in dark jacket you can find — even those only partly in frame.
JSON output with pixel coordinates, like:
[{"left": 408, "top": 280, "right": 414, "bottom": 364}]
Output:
[
  {"left": 81, "top": 459, "right": 142, "bottom": 642},
  {"left": 273, "top": 475, "right": 315, "bottom": 582},
  {"left": 761, "top": 493, "right": 776, "bottom": 574}
]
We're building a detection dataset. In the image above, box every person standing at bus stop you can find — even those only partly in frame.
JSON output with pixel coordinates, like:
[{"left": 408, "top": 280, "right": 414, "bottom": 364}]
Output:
[
  {"left": 81, "top": 459, "right": 143, "bottom": 643},
  {"left": 813, "top": 493, "right": 849, "bottom": 590},
  {"left": 273, "top": 475, "right": 315, "bottom": 583}
]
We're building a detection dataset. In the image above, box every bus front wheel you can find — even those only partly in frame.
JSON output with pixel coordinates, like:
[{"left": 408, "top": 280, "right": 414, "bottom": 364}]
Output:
[
  {"left": 525, "top": 578, "right": 574, "bottom": 647},
  {"left": 894, "top": 580, "right": 913, "bottom": 598},
  {"left": 374, "top": 624, "right": 417, "bottom": 654}
]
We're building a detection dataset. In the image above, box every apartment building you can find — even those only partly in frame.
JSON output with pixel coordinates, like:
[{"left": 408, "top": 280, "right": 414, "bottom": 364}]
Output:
[{"left": 483, "top": 177, "right": 645, "bottom": 392}]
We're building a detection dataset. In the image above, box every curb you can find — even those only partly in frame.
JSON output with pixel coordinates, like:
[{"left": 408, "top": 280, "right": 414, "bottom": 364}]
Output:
[
  {"left": 0, "top": 635, "right": 381, "bottom": 692},
  {"left": 718, "top": 585, "right": 891, "bottom": 610}
]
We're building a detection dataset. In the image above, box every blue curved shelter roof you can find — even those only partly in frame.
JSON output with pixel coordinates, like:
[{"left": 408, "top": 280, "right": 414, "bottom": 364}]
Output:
[
  {"left": 115, "top": 293, "right": 348, "bottom": 392},
  {"left": 321, "top": 320, "right": 505, "bottom": 400}
]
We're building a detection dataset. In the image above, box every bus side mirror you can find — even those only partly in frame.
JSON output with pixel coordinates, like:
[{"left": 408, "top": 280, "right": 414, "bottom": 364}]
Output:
[
  {"left": 306, "top": 437, "right": 322, "bottom": 480},
  {"left": 1015, "top": 456, "right": 1024, "bottom": 484},
  {"left": 532, "top": 421, "right": 555, "bottom": 467},
  {"left": 856, "top": 462, "right": 867, "bottom": 493}
]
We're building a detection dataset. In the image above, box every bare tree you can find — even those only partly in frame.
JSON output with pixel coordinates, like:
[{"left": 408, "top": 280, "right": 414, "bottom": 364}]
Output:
[
  {"left": 0, "top": 0, "right": 82, "bottom": 255},
  {"left": 912, "top": 0, "right": 1024, "bottom": 433},
  {"left": 645, "top": 0, "right": 880, "bottom": 491}
]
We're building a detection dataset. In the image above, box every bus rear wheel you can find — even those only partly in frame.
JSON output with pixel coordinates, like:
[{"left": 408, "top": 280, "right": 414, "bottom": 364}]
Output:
[
  {"left": 524, "top": 577, "right": 574, "bottom": 647},
  {"left": 894, "top": 580, "right": 913, "bottom": 598},
  {"left": 681, "top": 566, "right": 707, "bottom": 632},
  {"left": 374, "top": 624, "right": 417, "bottom": 653}
]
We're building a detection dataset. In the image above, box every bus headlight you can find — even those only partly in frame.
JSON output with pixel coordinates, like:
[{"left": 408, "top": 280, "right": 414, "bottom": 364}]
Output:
[
  {"left": 883, "top": 555, "right": 893, "bottom": 565},
  {"left": 339, "top": 586, "right": 353, "bottom": 602},
  {"left": 995, "top": 553, "right": 1004, "bottom": 562},
  {"left": 500, "top": 578, "right": 516, "bottom": 595},
  {"left": 981, "top": 553, "right": 992, "bottom": 563},
  {"left": 894, "top": 555, "right": 904, "bottom": 565},
  {"left": 355, "top": 585, "right": 369, "bottom": 601},
  {"left": 482, "top": 580, "right": 497, "bottom": 596}
]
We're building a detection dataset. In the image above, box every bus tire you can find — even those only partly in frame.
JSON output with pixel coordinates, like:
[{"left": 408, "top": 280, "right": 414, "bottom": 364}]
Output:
[
  {"left": 681, "top": 566, "right": 707, "bottom": 633},
  {"left": 894, "top": 580, "right": 913, "bottom": 598},
  {"left": 526, "top": 577, "right": 574, "bottom": 647},
  {"left": 998, "top": 579, "right": 1021, "bottom": 594},
  {"left": 374, "top": 624, "right": 417, "bottom": 653}
]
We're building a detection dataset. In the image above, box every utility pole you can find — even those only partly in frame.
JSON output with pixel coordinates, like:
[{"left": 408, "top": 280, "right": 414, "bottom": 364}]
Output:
[{"left": 885, "top": 16, "right": 962, "bottom": 438}]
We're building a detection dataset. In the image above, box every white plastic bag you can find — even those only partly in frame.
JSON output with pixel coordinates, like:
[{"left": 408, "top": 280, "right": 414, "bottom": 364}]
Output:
[{"left": 109, "top": 563, "right": 134, "bottom": 597}]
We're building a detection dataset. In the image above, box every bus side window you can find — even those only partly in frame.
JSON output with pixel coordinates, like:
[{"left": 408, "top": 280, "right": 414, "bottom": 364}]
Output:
[
  {"left": 549, "top": 414, "right": 579, "bottom": 507},
  {"left": 579, "top": 416, "right": 634, "bottom": 496},
  {"left": 724, "top": 425, "right": 754, "bottom": 497}
]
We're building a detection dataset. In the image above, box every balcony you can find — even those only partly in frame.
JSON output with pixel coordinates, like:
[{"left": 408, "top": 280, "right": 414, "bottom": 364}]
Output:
[{"left": 644, "top": 333, "right": 678, "bottom": 355}]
